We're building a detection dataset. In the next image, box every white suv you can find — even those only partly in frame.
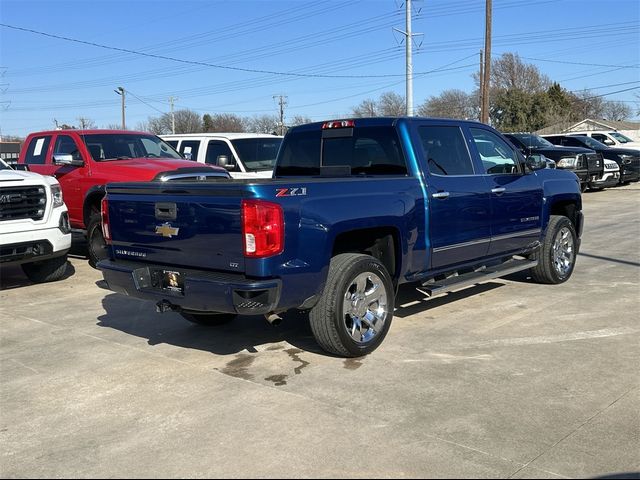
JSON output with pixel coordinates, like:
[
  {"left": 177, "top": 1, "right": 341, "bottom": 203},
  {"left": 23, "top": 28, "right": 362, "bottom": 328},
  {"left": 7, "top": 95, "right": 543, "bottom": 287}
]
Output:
[
  {"left": 0, "top": 159, "right": 71, "bottom": 283},
  {"left": 160, "top": 133, "right": 283, "bottom": 179},
  {"left": 568, "top": 131, "right": 640, "bottom": 151}
]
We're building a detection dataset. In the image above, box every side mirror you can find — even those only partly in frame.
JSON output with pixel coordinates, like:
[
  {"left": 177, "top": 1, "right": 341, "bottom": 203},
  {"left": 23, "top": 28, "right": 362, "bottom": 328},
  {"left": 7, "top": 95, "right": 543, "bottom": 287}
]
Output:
[
  {"left": 603, "top": 138, "right": 615, "bottom": 146},
  {"left": 53, "top": 154, "right": 84, "bottom": 167},
  {"left": 217, "top": 155, "right": 236, "bottom": 170},
  {"left": 525, "top": 154, "right": 547, "bottom": 171}
]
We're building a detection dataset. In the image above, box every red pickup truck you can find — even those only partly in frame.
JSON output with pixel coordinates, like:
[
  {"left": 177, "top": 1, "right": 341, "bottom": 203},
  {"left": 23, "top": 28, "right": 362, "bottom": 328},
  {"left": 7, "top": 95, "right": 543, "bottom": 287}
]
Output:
[{"left": 18, "top": 129, "right": 230, "bottom": 267}]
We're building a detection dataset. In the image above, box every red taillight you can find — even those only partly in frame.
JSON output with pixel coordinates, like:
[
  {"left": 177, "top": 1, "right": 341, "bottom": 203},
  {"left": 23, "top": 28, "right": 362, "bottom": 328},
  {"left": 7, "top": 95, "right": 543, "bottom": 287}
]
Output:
[
  {"left": 322, "top": 119, "right": 355, "bottom": 129},
  {"left": 101, "top": 196, "right": 111, "bottom": 244},
  {"left": 242, "top": 199, "right": 284, "bottom": 258}
]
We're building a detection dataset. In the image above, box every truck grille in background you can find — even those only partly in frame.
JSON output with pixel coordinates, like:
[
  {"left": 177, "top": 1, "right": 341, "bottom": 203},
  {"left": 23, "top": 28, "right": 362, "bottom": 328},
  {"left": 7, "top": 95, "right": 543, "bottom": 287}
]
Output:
[
  {"left": 584, "top": 153, "right": 602, "bottom": 171},
  {"left": 0, "top": 186, "right": 47, "bottom": 221}
]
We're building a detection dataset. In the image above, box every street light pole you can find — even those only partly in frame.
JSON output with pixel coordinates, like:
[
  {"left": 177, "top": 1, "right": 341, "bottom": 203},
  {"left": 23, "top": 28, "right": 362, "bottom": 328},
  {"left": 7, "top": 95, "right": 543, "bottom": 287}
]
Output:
[{"left": 114, "top": 87, "right": 125, "bottom": 129}]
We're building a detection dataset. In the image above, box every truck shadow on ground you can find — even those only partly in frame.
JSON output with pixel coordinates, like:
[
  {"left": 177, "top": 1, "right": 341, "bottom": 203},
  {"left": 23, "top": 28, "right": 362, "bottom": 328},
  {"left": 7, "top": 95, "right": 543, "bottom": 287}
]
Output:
[
  {"left": 97, "top": 292, "right": 325, "bottom": 356},
  {"left": 96, "top": 278, "right": 518, "bottom": 356}
]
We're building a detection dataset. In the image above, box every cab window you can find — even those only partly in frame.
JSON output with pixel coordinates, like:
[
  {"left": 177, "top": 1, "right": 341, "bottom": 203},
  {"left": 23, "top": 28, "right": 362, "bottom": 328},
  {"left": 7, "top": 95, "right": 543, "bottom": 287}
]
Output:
[
  {"left": 53, "top": 135, "right": 83, "bottom": 161},
  {"left": 24, "top": 136, "right": 52, "bottom": 164},
  {"left": 205, "top": 141, "right": 237, "bottom": 170},
  {"left": 418, "top": 125, "right": 474, "bottom": 176},
  {"left": 470, "top": 128, "right": 520, "bottom": 175}
]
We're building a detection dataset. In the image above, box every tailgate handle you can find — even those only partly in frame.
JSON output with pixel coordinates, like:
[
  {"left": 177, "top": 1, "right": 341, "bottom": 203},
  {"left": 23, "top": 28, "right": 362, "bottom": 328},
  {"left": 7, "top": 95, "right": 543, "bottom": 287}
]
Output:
[{"left": 155, "top": 202, "right": 177, "bottom": 220}]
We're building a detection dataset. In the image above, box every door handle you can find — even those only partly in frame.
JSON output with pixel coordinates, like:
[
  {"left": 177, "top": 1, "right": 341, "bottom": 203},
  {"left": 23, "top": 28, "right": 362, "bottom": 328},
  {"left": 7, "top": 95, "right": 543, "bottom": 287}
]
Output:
[
  {"left": 491, "top": 187, "right": 506, "bottom": 194},
  {"left": 432, "top": 191, "right": 450, "bottom": 199}
]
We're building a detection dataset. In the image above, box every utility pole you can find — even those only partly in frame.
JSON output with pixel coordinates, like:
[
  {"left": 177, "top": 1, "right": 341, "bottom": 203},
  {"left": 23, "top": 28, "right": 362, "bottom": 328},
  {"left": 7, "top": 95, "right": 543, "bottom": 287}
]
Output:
[
  {"left": 393, "top": 1, "right": 422, "bottom": 116},
  {"left": 481, "top": 0, "right": 492, "bottom": 124},
  {"left": 273, "top": 95, "right": 288, "bottom": 135},
  {"left": 169, "top": 96, "right": 178, "bottom": 134},
  {"left": 114, "top": 86, "right": 126, "bottom": 129},
  {"left": 406, "top": 0, "right": 413, "bottom": 116},
  {"left": 479, "top": 50, "right": 484, "bottom": 121}
]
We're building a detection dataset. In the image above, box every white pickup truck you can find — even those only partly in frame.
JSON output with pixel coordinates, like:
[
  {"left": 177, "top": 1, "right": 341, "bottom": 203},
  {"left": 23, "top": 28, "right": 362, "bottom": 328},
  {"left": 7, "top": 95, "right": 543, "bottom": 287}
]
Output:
[
  {"left": 160, "top": 133, "right": 283, "bottom": 179},
  {"left": 0, "top": 159, "right": 71, "bottom": 283}
]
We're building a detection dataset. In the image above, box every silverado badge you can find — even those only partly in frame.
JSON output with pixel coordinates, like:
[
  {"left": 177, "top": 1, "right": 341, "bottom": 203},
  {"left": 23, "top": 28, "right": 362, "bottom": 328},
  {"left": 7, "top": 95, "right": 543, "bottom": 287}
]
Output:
[{"left": 155, "top": 222, "right": 179, "bottom": 238}]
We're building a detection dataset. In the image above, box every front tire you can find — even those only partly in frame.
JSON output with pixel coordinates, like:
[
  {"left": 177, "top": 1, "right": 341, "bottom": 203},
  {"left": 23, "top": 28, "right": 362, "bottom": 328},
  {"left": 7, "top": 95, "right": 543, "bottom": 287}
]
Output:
[
  {"left": 309, "top": 253, "right": 394, "bottom": 357},
  {"left": 87, "top": 213, "right": 108, "bottom": 269},
  {"left": 21, "top": 255, "right": 69, "bottom": 283},
  {"left": 530, "top": 215, "right": 577, "bottom": 284}
]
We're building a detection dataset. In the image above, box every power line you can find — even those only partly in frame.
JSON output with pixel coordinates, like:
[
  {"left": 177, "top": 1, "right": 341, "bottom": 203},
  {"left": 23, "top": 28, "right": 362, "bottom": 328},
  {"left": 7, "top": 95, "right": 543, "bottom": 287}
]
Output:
[
  {"left": 0, "top": 22, "right": 412, "bottom": 79},
  {"left": 520, "top": 57, "right": 639, "bottom": 69}
]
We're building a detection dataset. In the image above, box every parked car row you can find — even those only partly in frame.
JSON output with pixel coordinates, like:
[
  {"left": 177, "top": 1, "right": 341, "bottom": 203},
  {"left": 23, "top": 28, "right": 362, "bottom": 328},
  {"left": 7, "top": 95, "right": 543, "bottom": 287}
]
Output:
[
  {"left": 2, "top": 120, "right": 636, "bottom": 357},
  {"left": 503, "top": 132, "right": 640, "bottom": 191}
]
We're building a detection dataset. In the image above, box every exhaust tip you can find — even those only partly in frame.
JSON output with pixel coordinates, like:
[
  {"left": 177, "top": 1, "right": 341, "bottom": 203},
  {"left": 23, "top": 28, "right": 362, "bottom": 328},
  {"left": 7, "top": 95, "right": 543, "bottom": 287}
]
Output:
[{"left": 265, "top": 312, "right": 282, "bottom": 327}]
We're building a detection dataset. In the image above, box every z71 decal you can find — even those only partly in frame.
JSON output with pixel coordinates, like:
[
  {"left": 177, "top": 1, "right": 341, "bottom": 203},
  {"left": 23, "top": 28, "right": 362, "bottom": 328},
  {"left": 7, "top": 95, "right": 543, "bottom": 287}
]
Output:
[{"left": 276, "top": 187, "right": 307, "bottom": 197}]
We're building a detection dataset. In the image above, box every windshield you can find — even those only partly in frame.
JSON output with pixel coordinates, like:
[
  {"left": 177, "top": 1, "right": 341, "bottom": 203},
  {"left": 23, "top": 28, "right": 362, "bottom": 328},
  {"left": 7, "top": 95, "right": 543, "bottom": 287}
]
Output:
[
  {"left": 80, "top": 133, "right": 183, "bottom": 161},
  {"left": 231, "top": 138, "right": 282, "bottom": 171},
  {"left": 512, "top": 134, "right": 554, "bottom": 148},
  {"left": 610, "top": 132, "right": 634, "bottom": 143},
  {"left": 576, "top": 136, "right": 608, "bottom": 149}
]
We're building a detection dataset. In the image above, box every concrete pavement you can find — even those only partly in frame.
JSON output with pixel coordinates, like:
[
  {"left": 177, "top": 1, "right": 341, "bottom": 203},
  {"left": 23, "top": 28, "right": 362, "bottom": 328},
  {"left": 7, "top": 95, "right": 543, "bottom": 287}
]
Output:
[{"left": 1, "top": 184, "right": 639, "bottom": 478}]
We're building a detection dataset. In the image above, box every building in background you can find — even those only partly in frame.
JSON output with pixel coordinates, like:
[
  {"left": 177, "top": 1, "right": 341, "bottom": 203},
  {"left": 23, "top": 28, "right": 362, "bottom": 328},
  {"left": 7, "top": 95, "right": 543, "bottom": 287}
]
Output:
[
  {"left": 536, "top": 119, "right": 640, "bottom": 141},
  {"left": 0, "top": 141, "right": 21, "bottom": 164}
]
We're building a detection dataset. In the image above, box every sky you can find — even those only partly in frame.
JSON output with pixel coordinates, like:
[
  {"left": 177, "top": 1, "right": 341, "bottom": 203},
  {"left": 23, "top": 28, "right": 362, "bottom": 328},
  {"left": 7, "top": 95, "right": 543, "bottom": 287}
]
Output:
[{"left": 0, "top": 0, "right": 639, "bottom": 138}]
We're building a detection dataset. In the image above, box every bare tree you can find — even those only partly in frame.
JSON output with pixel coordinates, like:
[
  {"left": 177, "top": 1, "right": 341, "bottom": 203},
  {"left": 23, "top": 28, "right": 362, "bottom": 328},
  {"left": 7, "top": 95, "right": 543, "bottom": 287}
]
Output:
[
  {"left": 76, "top": 117, "right": 96, "bottom": 129},
  {"left": 602, "top": 100, "right": 632, "bottom": 121},
  {"left": 379, "top": 92, "right": 405, "bottom": 116},
  {"left": 290, "top": 115, "right": 313, "bottom": 126},
  {"left": 246, "top": 114, "right": 278, "bottom": 133},
  {"left": 352, "top": 98, "right": 378, "bottom": 117},
  {"left": 144, "top": 108, "right": 203, "bottom": 134},
  {"left": 104, "top": 123, "right": 123, "bottom": 130},
  {"left": 202, "top": 113, "right": 246, "bottom": 132},
  {"left": 489, "top": 53, "right": 551, "bottom": 93},
  {"left": 134, "top": 120, "right": 150, "bottom": 132},
  {"left": 571, "top": 90, "right": 606, "bottom": 120},
  {"left": 173, "top": 109, "right": 204, "bottom": 133},
  {"left": 417, "top": 89, "right": 476, "bottom": 119}
]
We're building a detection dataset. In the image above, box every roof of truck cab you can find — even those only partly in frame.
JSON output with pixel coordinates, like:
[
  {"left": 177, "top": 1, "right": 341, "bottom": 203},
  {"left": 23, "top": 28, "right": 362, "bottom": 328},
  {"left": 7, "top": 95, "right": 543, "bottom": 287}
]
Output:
[
  {"left": 160, "top": 133, "right": 283, "bottom": 139},
  {"left": 25, "top": 129, "right": 153, "bottom": 136}
]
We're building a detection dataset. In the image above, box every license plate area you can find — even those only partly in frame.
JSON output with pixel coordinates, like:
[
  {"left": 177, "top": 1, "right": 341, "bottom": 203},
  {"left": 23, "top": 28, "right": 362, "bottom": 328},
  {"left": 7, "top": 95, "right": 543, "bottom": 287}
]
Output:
[{"left": 152, "top": 269, "right": 184, "bottom": 294}]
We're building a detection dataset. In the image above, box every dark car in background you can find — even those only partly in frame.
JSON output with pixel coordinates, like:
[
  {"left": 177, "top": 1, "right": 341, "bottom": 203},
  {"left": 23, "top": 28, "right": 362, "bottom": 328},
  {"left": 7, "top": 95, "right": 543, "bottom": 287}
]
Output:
[
  {"left": 542, "top": 134, "right": 640, "bottom": 184},
  {"left": 504, "top": 133, "right": 603, "bottom": 191}
]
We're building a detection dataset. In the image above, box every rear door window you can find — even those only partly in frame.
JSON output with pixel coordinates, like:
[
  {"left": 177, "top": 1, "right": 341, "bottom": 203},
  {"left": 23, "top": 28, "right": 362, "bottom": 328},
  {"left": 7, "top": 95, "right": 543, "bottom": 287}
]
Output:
[
  {"left": 24, "top": 136, "right": 52, "bottom": 165},
  {"left": 179, "top": 140, "right": 200, "bottom": 161},
  {"left": 418, "top": 126, "right": 475, "bottom": 176}
]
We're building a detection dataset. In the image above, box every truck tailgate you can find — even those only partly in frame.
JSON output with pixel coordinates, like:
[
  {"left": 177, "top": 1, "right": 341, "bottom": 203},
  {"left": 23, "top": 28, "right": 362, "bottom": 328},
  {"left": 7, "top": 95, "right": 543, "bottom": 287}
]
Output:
[{"left": 106, "top": 183, "right": 246, "bottom": 273}]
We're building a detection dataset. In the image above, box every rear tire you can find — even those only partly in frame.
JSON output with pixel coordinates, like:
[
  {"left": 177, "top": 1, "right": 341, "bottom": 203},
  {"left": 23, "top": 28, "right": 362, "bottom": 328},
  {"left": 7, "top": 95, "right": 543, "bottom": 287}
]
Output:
[
  {"left": 180, "top": 311, "right": 237, "bottom": 326},
  {"left": 87, "top": 213, "right": 108, "bottom": 269},
  {"left": 21, "top": 255, "right": 68, "bottom": 283},
  {"left": 530, "top": 215, "right": 577, "bottom": 284},
  {"left": 309, "top": 253, "right": 394, "bottom": 357}
]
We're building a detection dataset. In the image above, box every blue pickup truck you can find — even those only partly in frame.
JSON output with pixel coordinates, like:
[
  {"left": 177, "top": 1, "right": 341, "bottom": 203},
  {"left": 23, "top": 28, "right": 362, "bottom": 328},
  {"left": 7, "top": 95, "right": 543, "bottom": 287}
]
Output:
[{"left": 98, "top": 117, "right": 583, "bottom": 357}]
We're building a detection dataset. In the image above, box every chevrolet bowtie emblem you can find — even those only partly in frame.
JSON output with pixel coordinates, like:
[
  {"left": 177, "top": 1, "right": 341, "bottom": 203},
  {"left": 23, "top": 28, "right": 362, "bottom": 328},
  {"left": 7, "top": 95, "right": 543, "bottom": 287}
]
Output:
[{"left": 155, "top": 223, "right": 179, "bottom": 238}]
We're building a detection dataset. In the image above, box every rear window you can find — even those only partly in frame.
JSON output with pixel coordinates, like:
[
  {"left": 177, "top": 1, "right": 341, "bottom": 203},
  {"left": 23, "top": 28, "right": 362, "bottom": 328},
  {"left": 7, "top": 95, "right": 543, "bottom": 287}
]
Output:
[
  {"left": 275, "top": 126, "right": 407, "bottom": 176},
  {"left": 24, "top": 136, "right": 52, "bottom": 164}
]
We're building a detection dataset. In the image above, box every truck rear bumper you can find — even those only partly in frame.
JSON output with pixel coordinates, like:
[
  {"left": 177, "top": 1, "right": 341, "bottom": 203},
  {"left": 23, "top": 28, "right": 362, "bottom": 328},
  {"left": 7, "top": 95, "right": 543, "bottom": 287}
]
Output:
[{"left": 98, "top": 259, "right": 281, "bottom": 315}]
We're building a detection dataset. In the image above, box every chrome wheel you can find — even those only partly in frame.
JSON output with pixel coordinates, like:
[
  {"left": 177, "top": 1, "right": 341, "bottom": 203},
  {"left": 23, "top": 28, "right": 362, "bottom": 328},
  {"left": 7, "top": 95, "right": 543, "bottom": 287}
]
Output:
[
  {"left": 342, "top": 272, "right": 388, "bottom": 344},
  {"left": 552, "top": 226, "right": 575, "bottom": 278}
]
